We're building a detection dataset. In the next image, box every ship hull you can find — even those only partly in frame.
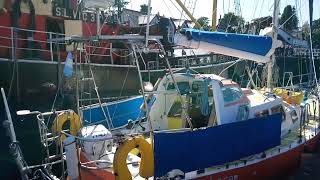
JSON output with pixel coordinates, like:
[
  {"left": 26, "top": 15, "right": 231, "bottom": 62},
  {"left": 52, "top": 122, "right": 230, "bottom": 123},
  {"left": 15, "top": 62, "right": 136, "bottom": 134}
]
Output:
[
  {"left": 305, "top": 130, "right": 320, "bottom": 153},
  {"left": 0, "top": 58, "right": 140, "bottom": 108},
  {"left": 0, "top": 58, "right": 232, "bottom": 108},
  {"left": 195, "top": 144, "right": 304, "bottom": 180},
  {"left": 76, "top": 142, "right": 305, "bottom": 180}
]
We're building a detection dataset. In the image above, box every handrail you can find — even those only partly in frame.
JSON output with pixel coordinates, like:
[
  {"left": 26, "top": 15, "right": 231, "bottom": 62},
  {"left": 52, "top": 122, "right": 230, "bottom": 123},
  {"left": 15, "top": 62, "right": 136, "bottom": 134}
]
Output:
[
  {"left": 0, "top": 25, "right": 230, "bottom": 68},
  {"left": 0, "top": 25, "right": 65, "bottom": 36}
]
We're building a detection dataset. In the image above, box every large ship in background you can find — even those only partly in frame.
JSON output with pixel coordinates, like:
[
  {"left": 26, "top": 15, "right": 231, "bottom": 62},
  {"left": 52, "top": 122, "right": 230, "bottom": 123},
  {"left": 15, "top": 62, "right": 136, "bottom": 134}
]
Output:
[{"left": 0, "top": 0, "right": 232, "bottom": 110}]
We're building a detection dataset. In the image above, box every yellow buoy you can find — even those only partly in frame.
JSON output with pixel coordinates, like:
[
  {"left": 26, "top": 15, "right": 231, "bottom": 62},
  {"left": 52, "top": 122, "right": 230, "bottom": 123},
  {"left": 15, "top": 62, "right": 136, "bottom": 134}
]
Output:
[
  {"left": 113, "top": 136, "right": 154, "bottom": 180},
  {"left": 52, "top": 111, "right": 82, "bottom": 145}
]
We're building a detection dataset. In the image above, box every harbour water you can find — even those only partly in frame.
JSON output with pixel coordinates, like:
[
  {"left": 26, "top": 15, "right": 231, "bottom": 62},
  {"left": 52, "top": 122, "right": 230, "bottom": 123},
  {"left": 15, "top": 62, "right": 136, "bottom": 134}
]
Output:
[{"left": 0, "top": 104, "right": 44, "bottom": 179}]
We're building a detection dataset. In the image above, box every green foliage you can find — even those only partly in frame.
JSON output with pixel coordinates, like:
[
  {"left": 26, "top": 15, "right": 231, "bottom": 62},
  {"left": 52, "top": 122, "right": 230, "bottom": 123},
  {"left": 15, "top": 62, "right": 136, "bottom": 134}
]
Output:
[
  {"left": 280, "top": 5, "right": 298, "bottom": 31},
  {"left": 195, "top": 17, "right": 211, "bottom": 31},
  {"left": 301, "top": 19, "right": 320, "bottom": 48},
  {"left": 217, "top": 12, "right": 244, "bottom": 32},
  {"left": 114, "top": 0, "right": 129, "bottom": 17},
  {"left": 302, "top": 21, "right": 310, "bottom": 40},
  {"left": 312, "top": 19, "right": 320, "bottom": 48},
  {"left": 140, "top": 4, "right": 150, "bottom": 15}
]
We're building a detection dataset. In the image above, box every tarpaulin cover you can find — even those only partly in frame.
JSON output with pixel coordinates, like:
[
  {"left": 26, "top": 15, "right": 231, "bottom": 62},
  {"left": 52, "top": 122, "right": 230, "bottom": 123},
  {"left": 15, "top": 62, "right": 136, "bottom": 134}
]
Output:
[
  {"left": 82, "top": 96, "right": 144, "bottom": 128},
  {"left": 154, "top": 113, "right": 281, "bottom": 177},
  {"left": 184, "top": 28, "right": 273, "bottom": 56}
]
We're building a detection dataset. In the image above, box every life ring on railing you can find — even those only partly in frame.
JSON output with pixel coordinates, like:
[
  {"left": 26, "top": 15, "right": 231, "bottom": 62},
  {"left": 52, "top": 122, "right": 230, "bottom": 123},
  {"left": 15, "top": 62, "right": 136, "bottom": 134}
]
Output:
[
  {"left": 113, "top": 136, "right": 154, "bottom": 180},
  {"left": 52, "top": 111, "right": 82, "bottom": 145}
]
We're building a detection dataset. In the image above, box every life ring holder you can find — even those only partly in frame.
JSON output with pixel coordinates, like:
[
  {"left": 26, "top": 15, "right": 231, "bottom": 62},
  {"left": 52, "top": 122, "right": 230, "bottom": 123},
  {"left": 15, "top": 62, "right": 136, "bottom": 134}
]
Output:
[
  {"left": 52, "top": 110, "right": 82, "bottom": 145},
  {"left": 113, "top": 136, "right": 154, "bottom": 180}
]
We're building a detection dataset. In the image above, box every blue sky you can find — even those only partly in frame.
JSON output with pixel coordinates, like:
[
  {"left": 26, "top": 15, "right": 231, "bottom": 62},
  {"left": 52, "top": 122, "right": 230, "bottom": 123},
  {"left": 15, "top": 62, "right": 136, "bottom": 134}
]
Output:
[{"left": 128, "top": 0, "right": 320, "bottom": 26}]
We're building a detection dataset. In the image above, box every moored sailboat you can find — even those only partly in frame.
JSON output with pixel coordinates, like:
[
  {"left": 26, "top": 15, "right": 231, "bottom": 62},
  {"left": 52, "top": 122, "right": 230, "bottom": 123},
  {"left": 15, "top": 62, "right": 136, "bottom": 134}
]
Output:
[{"left": 2, "top": 0, "right": 320, "bottom": 180}]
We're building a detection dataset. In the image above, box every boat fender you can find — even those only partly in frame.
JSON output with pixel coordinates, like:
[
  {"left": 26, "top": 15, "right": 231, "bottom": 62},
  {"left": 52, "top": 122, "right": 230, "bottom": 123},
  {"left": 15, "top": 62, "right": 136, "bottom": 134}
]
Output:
[
  {"left": 52, "top": 111, "right": 82, "bottom": 145},
  {"left": 166, "top": 169, "right": 185, "bottom": 179},
  {"left": 113, "top": 136, "right": 154, "bottom": 180}
]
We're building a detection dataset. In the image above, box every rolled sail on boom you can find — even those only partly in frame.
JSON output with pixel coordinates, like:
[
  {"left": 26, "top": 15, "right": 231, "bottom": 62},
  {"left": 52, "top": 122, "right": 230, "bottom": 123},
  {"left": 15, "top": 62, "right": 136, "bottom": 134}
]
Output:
[{"left": 175, "top": 28, "right": 282, "bottom": 63}]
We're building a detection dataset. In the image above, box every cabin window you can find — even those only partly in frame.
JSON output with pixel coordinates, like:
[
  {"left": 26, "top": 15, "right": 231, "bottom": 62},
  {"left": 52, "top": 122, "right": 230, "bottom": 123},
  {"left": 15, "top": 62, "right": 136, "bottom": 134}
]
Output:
[
  {"left": 167, "top": 97, "right": 185, "bottom": 129},
  {"left": 271, "top": 105, "right": 282, "bottom": 114},
  {"left": 255, "top": 110, "right": 269, "bottom": 118},
  {"left": 290, "top": 110, "right": 298, "bottom": 123},
  {"left": 168, "top": 99, "right": 183, "bottom": 117},
  {"left": 191, "top": 81, "right": 203, "bottom": 93},
  {"left": 222, "top": 86, "right": 243, "bottom": 104},
  {"left": 167, "top": 82, "right": 190, "bottom": 94},
  {"left": 271, "top": 105, "right": 286, "bottom": 122},
  {"left": 237, "top": 105, "right": 249, "bottom": 121}
]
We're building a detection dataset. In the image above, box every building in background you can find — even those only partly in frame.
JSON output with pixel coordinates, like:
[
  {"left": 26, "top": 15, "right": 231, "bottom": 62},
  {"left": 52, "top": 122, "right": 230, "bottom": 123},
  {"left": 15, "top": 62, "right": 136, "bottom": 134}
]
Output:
[{"left": 121, "top": 8, "right": 143, "bottom": 27}]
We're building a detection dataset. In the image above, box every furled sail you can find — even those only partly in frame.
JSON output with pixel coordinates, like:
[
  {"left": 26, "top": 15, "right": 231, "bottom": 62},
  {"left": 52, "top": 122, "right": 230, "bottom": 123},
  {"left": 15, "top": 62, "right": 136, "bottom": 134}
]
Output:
[{"left": 174, "top": 28, "right": 282, "bottom": 63}]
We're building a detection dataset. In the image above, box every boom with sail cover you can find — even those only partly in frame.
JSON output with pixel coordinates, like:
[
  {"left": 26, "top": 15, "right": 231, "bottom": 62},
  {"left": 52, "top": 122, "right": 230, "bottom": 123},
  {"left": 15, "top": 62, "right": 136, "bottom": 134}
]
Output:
[{"left": 175, "top": 28, "right": 282, "bottom": 63}]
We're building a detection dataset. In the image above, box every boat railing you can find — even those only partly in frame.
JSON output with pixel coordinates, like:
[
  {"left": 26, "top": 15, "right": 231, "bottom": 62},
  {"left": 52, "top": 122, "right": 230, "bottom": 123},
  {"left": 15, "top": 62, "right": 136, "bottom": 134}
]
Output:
[
  {"left": 0, "top": 25, "right": 132, "bottom": 65},
  {"left": 1, "top": 25, "right": 234, "bottom": 70},
  {"left": 0, "top": 25, "right": 67, "bottom": 61},
  {"left": 280, "top": 71, "right": 313, "bottom": 87},
  {"left": 276, "top": 47, "right": 320, "bottom": 58}
]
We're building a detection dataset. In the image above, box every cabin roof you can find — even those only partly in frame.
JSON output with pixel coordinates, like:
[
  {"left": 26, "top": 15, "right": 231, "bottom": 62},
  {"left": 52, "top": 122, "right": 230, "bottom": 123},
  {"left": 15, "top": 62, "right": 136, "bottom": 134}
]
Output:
[{"left": 194, "top": 74, "right": 238, "bottom": 86}]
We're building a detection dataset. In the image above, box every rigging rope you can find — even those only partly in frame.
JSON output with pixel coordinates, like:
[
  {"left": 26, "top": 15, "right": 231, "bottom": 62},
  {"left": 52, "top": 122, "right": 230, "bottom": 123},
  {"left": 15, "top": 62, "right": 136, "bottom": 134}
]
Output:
[
  {"left": 178, "top": 0, "right": 187, "bottom": 27},
  {"left": 163, "top": 0, "right": 174, "bottom": 17},
  {"left": 168, "top": 0, "right": 193, "bottom": 24},
  {"left": 111, "top": 60, "right": 131, "bottom": 121},
  {"left": 200, "top": 78, "right": 210, "bottom": 116}
]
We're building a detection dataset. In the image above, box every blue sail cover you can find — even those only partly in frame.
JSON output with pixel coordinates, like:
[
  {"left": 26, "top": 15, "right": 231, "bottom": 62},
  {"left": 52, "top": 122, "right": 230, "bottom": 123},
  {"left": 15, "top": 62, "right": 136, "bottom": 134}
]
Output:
[
  {"left": 81, "top": 96, "right": 144, "bottom": 128},
  {"left": 154, "top": 113, "right": 281, "bottom": 177},
  {"left": 184, "top": 28, "right": 273, "bottom": 56}
]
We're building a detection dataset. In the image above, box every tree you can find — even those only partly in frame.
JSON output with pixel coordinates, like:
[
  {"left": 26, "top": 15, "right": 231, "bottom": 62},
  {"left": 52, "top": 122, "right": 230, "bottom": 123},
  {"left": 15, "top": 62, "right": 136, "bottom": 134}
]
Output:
[
  {"left": 195, "top": 17, "right": 211, "bottom": 31},
  {"left": 280, "top": 5, "right": 298, "bottom": 31},
  {"left": 301, "top": 19, "right": 320, "bottom": 48},
  {"left": 311, "top": 19, "right": 320, "bottom": 48},
  {"left": 217, "top": 12, "right": 244, "bottom": 33},
  {"left": 114, "top": 0, "right": 129, "bottom": 18},
  {"left": 302, "top": 21, "right": 310, "bottom": 40},
  {"left": 140, "top": 4, "right": 151, "bottom": 15}
]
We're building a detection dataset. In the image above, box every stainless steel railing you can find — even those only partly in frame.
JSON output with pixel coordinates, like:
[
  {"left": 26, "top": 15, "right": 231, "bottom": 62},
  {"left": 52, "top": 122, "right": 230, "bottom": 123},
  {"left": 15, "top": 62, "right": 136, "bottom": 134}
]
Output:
[
  {"left": 0, "top": 25, "right": 232, "bottom": 70},
  {"left": 0, "top": 25, "right": 131, "bottom": 64}
]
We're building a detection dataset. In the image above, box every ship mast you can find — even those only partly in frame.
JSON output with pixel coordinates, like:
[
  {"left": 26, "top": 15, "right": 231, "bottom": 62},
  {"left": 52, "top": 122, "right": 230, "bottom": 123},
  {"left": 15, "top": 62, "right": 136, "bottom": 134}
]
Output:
[
  {"left": 211, "top": 0, "right": 217, "bottom": 31},
  {"left": 145, "top": 0, "right": 151, "bottom": 48},
  {"left": 174, "top": 0, "right": 201, "bottom": 28},
  {"left": 267, "top": 0, "right": 280, "bottom": 90}
]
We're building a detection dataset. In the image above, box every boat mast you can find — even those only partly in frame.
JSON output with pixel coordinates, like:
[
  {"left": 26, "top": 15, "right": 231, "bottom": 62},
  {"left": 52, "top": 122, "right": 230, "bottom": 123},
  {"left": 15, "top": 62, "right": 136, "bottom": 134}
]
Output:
[
  {"left": 174, "top": 0, "right": 202, "bottom": 28},
  {"left": 96, "top": 8, "right": 101, "bottom": 35},
  {"left": 267, "top": 0, "right": 280, "bottom": 89},
  {"left": 212, "top": 0, "right": 217, "bottom": 31},
  {"left": 308, "top": 0, "right": 317, "bottom": 86},
  {"left": 145, "top": 0, "right": 151, "bottom": 48}
]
